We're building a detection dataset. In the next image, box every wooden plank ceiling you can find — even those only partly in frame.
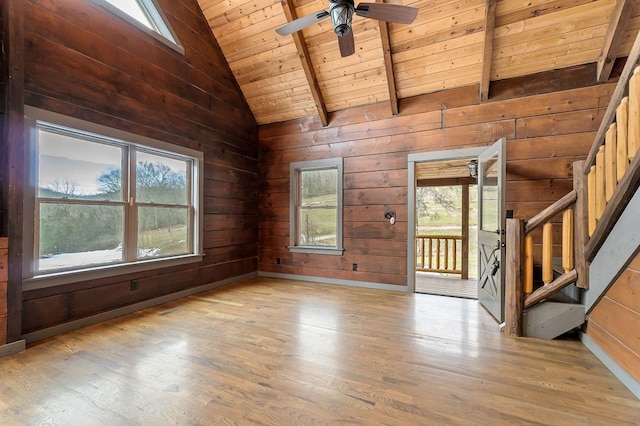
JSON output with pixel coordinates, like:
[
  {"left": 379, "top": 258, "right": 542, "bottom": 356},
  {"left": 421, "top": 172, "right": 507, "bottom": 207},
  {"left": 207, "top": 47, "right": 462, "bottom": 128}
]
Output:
[{"left": 198, "top": 0, "right": 640, "bottom": 125}]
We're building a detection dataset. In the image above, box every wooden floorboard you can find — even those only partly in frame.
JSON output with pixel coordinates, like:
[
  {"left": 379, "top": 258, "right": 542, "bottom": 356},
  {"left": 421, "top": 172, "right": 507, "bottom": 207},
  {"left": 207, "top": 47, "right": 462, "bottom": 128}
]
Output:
[{"left": 0, "top": 277, "right": 638, "bottom": 424}]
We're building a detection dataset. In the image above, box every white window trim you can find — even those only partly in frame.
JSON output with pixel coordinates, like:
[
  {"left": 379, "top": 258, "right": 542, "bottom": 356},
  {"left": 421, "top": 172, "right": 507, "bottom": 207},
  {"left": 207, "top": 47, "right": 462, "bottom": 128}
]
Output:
[
  {"left": 23, "top": 106, "right": 204, "bottom": 290},
  {"left": 92, "top": 0, "right": 185, "bottom": 55},
  {"left": 289, "top": 157, "right": 344, "bottom": 255}
]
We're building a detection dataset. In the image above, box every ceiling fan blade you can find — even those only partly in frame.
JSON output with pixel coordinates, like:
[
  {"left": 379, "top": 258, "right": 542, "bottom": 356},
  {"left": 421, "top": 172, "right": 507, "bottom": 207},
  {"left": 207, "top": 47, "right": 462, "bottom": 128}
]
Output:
[
  {"left": 276, "top": 10, "right": 330, "bottom": 35},
  {"left": 338, "top": 30, "right": 355, "bottom": 57},
  {"left": 355, "top": 3, "right": 418, "bottom": 24}
]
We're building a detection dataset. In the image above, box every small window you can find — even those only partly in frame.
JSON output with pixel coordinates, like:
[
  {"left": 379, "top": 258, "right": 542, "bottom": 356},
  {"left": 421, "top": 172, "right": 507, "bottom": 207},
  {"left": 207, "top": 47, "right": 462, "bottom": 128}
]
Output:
[
  {"left": 24, "top": 108, "right": 203, "bottom": 288},
  {"left": 290, "top": 158, "right": 344, "bottom": 255},
  {"left": 93, "top": 0, "right": 184, "bottom": 53}
]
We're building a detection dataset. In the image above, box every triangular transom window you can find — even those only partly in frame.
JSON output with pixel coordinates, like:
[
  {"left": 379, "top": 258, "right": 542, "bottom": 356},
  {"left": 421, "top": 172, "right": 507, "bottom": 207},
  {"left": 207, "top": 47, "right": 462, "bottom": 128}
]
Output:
[{"left": 96, "top": 0, "right": 183, "bottom": 53}]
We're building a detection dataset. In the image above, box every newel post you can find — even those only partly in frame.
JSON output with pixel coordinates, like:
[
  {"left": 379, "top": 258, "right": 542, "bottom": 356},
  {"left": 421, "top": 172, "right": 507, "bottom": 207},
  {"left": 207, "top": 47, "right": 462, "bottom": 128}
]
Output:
[{"left": 505, "top": 218, "right": 525, "bottom": 337}]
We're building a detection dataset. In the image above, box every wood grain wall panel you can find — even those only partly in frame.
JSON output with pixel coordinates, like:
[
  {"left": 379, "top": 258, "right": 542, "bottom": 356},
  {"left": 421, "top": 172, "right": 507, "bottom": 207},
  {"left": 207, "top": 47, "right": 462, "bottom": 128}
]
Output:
[
  {"left": 344, "top": 170, "right": 407, "bottom": 189},
  {"left": 259, "top": 80, "right": 615, "bottom": 287},
  {"left": 507, "top": 158, "right": 577, "bottom": 181},
  {"left": 589, "top": 297, "right": 640, "bottom": 356},
  {"left": 19, "top": 0, "right": 259, "bottom": 333},
  {"left": 22, "top": 294, "right": 70, "bottom": 333},
  {"left": 406, "top": 120, "right": 517, "bottom": 152},
  {"left": 587, "top": 321, "right": 640, "bottom": 384},
  {"left": 344, "top": 206, "right": 408, "bottom": 223},
  {"left": 0, "top": 281, "right": 5, "bottom": 319},
  {"left": 261, "top": 110, "right": 443, "bottom": 152},
  {"left": 506, "top": 134, "right": 595, "bottom": 160},
  {"left": 606, "top": 262, "right": 640, "bottom": 313},
  {"left": 25, "top": 1, "right": 254, "bottom": 148},
  {"left": 21, "top": 257, "right": 257, "bottom": 333},
  {"left": 489, "top": 61, "right": 624, "bottom": 102},
  {"left": 0, "top": 238, "right": 6, "bottom": 345},
  {"left": 0, "top": 3, "right": 4, "bottom": 237},
  {"left": 0, "top": 315, "right": 6, "bottom": 346},
  {"left": 204, "top": 243, "right": 259, "bottom": 264},
  {"left": 444, "top": 85, "right": 614, "bottom": 128},
  {"left": 587, "top": 249, "right": 640, "bottom": 383},
  {"left": 506, "top": 180, "right": 575, "bottom": 203},
  {"left": 515, "top": 109, "right": 605, "bottom": 139}
]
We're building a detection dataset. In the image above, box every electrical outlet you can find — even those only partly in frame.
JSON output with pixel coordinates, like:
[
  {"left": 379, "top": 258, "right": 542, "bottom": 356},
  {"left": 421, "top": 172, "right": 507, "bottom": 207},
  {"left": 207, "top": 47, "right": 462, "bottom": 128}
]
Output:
[
  {"left": 276, "top": 257, "right": 281, "bottom": 265},
  {"left": 352, "top": 263, "right": 358, "bottom": 271},
  {"left": 130, "top": 279, "right": 138, "bottom": 291}
]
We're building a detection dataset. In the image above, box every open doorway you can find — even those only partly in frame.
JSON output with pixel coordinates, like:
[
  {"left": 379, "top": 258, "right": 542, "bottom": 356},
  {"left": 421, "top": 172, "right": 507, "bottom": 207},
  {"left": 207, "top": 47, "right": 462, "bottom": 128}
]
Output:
[
  {"left": 407, "top": 140, "right": 506, "bottom": 321},
  {"left": 414, "top": 161, "right": 478, "bottom": 299}
]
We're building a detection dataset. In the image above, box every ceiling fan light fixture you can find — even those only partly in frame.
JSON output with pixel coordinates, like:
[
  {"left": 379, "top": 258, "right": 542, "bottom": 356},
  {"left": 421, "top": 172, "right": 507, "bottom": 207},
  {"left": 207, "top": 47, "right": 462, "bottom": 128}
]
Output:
[
  {"left": 275, "top": 0, "right": 418, "bottom": 57},
  {"left": 329, "top": 0, "right": 354, "bottom": 36}
]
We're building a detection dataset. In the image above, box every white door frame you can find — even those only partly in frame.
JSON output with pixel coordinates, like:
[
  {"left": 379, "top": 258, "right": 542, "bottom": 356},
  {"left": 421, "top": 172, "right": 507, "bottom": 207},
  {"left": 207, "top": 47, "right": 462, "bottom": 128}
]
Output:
[{"left": 407, "top": 147, "right": 487, "bottom": 293}]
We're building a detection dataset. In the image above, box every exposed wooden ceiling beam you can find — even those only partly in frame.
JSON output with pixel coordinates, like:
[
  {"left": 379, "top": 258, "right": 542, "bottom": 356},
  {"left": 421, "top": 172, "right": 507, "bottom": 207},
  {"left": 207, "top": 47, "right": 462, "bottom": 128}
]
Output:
[
  {"left": 597, "top": 0, "right": 635, "bottom": 83},
  {"left": 379, "top": 9, "right": 399, "bottom": 115},
  {"left": 479, "top": 0, "right": 497, "bottom": 103},
  {"left": 280, "top": 0, "right": 329, "bottom": 126}
]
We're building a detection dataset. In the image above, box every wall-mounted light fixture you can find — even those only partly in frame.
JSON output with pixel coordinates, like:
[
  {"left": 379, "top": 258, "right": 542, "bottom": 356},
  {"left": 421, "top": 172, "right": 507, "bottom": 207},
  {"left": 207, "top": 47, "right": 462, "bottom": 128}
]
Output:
[
  {"left": 384, "top": 211, "right": 396, "bottom": 225},
  {"left": 468, "top": 160, "right": 478, "bottom": 179}
]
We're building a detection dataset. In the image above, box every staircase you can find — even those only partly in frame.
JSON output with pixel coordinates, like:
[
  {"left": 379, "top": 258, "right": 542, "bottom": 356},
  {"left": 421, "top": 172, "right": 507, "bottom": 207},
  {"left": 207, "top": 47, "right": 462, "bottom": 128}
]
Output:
[
  {"left": 522, "top": 263, "right": 584, "bottom": 339},
  {"left": 504, "top": 30, "right": 640, "bottom": 340},
  {"left": 504, "top": 166, "right": 588, "bottom": 339}
]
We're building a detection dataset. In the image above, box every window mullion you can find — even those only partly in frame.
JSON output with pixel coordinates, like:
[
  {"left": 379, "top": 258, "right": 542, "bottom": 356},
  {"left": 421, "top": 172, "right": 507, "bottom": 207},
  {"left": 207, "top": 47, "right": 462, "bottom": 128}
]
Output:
[
  {"left": 34, "top": 198, "right": 41, "bottom": 274},
  {"left": 188, "top": 159, "right": 194, "bottom": 253},
  {"left": 296, "top": 169, "right": 303, "bottom": 246},
  {"left": 125, "top": 147, "right": 137, "bottom": 262}
]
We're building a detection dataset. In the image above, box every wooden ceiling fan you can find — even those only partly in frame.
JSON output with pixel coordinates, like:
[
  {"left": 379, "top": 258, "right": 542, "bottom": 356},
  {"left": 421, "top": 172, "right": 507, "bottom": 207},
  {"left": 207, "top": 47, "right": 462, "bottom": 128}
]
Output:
[{"left": 276, "top": 0, "right": 418, "bottom": 57}]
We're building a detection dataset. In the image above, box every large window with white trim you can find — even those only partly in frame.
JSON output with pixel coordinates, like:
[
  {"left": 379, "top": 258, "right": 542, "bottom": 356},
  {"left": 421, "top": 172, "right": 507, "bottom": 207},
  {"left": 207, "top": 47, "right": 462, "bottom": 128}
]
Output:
[
  {"left": 290, "top": 158, "right": 344, "bottom": 255},
  {"left": 24, "top": 108, "right": 203, "bottom": 286}
]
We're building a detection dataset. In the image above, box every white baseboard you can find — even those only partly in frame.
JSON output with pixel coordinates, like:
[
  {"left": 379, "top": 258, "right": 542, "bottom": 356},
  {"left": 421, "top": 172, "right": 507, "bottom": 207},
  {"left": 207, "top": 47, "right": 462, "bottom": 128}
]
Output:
[
  {"left": 22, "top": 272, "right": 258, "bottom": 344},
  {"left": 580, "top": 332, "right": 640, "bottom": 400},
  {"left": 258, "top": 271, "right": 409, "bottom": 292}
]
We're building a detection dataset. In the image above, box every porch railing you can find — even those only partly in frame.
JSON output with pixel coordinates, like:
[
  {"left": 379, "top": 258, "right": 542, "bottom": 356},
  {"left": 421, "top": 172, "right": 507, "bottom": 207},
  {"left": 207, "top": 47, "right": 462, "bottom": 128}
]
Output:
[{"left": 416, "top": 234, "right": 462, "bottom": 275}]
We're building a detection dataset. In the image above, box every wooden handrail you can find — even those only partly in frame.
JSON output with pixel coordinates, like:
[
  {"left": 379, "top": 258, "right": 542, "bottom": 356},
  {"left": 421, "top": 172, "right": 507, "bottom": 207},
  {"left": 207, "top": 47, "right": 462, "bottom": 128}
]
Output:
[
  {"left": 524, "top": 269, "right": 578, "bottom": 309},
  {"left": 582, "top": 31, "right": 640, "bottom": 261},
  {"left": 584, "top": 30, "right": 640, "bottom": 172},
  {"left": 585, "top": 149, "right": 640, "bottom": 260},
  {"left": 525, "top": 190, "right": 577, "bottom": 234},
  {"left": 505, "top": 34, "right": 640, "bottom": 339},
  {"left": 505, "top": 161, "right": 586, "bottom": 336},
  {"left": 416, "top": 234, "right": 462, "bottom": 239}
]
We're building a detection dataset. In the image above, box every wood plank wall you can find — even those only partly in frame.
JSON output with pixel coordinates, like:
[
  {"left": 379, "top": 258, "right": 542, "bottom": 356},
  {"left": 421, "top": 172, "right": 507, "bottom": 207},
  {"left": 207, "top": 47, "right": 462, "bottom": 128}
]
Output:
[
  {"left": 586, "top": 250, "right": 640, "bottom": 383},
  {"left": 18, "top": 0, "right": 259, "bottom": 334},
  {"left": 0, "top": 0, "right": 4, "bottom": 236},
  {"left": 0, "top": 238, "right": 7, "bottom": 345},
  {"left": 0, "top": 10, "right": 6, "bottom": 345},
  {"left": 259, "top": 76, "right": 617, "bottom": 287}
]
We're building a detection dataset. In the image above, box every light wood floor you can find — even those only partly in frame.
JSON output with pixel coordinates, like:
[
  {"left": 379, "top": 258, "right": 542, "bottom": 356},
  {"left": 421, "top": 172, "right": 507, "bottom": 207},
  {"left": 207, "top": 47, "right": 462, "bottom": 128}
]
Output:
[
  {"left": 1, "top": 277, "right": 638, "bottom": 425},
  {"left": 415, "top": 272, "right": 478, "bottom": 299}
]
